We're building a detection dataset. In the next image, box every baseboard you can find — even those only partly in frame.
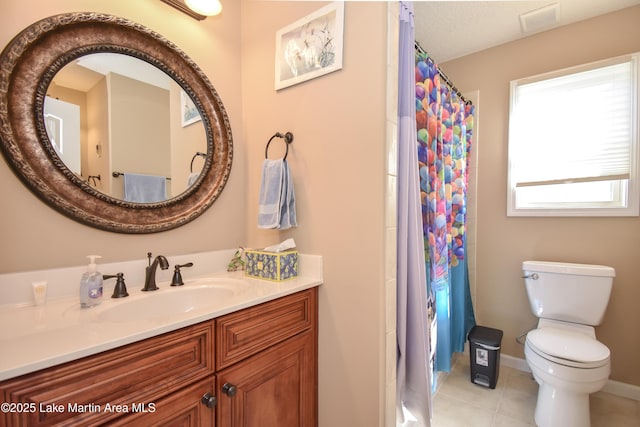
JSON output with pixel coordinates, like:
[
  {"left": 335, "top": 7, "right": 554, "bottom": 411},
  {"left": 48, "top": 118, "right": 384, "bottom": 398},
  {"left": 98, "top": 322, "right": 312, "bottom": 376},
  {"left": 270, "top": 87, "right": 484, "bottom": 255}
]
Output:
[
  {"left": 500, "top": 353, "right": 531, "bottom": 373},
  {"left": 500, "top": 354, "right": 640, "bottom": 401},
  {"left": 602, "top": 379, "right": 640, "bottom": 401}
]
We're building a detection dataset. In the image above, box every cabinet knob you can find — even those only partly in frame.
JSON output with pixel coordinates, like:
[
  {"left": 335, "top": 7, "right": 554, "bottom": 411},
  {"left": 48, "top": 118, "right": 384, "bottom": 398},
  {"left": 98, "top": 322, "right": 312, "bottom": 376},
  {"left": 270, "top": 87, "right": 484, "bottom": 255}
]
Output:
[
  {"left": 222, "top": 382, "right": 237, "bottom": 397},
  {"left": 201, "top": 392, "right": 217, "bottom": 408}
]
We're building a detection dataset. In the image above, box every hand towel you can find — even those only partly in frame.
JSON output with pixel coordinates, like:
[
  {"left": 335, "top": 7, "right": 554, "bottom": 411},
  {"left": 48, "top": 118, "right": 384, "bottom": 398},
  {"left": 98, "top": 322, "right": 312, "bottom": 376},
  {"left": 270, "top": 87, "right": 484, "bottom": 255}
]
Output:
[
  {"left": 279, "top": 160, "right": 297, "bottom": 229},
  {"left": 187, "top": 172, "right": 200, "bottom": 187},
  {"left": 258, "top": 159, "right": 297, "bottom": 229},
  {"left": 123, "top": 173, "right": 166, "bottom": 203}
]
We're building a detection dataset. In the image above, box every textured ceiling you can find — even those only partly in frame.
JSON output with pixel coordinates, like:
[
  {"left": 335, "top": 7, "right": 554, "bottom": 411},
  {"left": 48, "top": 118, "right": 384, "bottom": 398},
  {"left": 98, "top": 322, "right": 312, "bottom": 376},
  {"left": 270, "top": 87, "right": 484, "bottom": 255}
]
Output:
[{"left": 414, "top": 0, "right": 640, "bottom": 63}]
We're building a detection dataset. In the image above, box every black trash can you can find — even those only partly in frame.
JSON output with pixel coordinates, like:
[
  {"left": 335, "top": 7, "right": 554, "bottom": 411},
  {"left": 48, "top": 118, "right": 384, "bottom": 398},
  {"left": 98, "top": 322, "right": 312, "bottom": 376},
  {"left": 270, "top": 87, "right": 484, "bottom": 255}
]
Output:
[{"left": 468, "top": 325, "right": 503, "bottom": 389}]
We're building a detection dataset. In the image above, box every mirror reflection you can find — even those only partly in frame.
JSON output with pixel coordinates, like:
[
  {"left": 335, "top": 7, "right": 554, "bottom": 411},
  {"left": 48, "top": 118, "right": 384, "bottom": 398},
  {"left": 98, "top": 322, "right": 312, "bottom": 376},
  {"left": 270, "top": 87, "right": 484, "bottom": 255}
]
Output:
[{"left": 45, "top": 53, "right": 207, "bottom": 203}]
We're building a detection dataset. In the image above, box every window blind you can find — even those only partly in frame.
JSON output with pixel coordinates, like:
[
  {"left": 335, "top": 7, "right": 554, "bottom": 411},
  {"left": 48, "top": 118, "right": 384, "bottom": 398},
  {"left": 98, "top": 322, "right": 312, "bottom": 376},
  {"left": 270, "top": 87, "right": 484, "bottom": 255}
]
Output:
[{"left": 510, "top": 58, "right": 635, "bottom": 188}]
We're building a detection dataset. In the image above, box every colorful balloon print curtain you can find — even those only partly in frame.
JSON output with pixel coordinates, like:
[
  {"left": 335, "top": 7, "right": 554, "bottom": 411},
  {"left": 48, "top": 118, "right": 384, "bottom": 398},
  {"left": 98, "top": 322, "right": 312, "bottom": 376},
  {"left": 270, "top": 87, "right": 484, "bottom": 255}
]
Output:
[{"left": 415, "top": 52, "right": 476, "bottom": 373}]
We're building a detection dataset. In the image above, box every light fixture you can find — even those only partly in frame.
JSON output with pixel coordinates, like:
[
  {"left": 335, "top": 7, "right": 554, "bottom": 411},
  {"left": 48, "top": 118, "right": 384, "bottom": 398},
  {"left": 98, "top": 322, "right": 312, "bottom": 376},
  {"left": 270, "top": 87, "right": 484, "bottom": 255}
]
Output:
[
  {"left": 186, "top": 0, "right": 222, "bottom": 16},
  {"left": 160, "top": 0, "right": 222, "bottom": 20}
]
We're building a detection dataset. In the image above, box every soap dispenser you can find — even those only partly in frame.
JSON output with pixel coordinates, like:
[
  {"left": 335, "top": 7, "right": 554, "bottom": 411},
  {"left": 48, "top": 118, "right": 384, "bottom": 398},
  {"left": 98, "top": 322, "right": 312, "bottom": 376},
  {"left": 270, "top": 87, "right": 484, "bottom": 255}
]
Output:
[{"left": 80, "top": 255, "right": 103, "bottom": 308}]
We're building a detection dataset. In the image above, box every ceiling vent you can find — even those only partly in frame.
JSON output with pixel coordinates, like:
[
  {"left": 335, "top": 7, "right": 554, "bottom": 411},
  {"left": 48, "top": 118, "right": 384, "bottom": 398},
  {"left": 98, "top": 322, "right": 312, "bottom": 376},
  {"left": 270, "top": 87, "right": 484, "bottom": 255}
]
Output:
[{"left": 519, "top": 3, "right": 560, "bottom": 33}]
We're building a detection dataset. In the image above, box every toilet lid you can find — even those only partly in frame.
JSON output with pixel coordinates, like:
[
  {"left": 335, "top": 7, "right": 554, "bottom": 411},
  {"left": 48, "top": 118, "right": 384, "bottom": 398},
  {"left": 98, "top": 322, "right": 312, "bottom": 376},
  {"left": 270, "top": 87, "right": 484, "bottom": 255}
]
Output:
[{"left": 526, "top": 327, "right": 610, "bottom": 368}]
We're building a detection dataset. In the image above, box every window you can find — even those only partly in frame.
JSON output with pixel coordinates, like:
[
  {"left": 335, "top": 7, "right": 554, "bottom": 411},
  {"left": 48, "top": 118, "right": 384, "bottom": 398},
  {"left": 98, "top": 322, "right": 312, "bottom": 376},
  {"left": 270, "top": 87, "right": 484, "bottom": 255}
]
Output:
[{"left": 508, "top": 54, "right": 639, "bottom": 216}]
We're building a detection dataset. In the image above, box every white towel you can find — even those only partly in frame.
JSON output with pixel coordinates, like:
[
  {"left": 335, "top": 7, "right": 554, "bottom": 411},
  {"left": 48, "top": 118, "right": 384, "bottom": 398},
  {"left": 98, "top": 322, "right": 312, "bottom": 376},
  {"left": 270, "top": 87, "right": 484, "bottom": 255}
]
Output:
[
  {"left": 123, "top": 173, "right": 166, "bottom": 203},
  {"left": 258, "top": 159, "right": 297, "bottom": 229}
]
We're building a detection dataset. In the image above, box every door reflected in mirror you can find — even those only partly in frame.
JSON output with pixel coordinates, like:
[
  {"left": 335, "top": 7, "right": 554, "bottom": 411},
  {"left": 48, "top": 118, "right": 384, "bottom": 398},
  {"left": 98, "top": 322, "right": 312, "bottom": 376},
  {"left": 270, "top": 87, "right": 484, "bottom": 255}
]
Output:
[{"left": 45, "top": 53, "right": 207, "bottom": 202}]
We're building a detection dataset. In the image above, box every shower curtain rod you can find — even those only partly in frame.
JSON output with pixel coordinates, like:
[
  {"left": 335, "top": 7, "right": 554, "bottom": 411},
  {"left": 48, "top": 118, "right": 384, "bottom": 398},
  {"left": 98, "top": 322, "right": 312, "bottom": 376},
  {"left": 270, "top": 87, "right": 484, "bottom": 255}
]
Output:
[{"left": 414, "top": 41, "right": 472, "bottom": 106}]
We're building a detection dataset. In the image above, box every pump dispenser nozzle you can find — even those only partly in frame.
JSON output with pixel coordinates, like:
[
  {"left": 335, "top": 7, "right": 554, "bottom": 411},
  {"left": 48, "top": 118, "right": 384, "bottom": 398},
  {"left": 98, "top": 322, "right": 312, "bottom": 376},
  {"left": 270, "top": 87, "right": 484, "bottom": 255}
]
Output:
[{"left": 87, "top": 255, "right": 102, "bottom": 272}]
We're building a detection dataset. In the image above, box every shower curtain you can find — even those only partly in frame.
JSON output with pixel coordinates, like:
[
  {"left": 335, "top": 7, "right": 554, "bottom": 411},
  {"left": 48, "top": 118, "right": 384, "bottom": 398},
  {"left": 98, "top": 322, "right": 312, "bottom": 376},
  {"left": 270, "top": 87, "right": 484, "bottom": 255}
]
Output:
[
  {"left": 396, "top": 2, "right": 432, "bottom": 426},
  {"left": 415, "top": 53, "right": 476, "bottom": 373}
]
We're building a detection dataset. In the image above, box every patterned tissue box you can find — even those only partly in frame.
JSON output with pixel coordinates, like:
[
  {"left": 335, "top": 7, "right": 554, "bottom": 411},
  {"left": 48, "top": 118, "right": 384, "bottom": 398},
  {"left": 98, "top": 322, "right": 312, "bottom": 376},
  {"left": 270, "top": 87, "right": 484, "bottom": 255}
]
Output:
[{"left": 244, "top": 249, "right": 298, "bottom": 281}]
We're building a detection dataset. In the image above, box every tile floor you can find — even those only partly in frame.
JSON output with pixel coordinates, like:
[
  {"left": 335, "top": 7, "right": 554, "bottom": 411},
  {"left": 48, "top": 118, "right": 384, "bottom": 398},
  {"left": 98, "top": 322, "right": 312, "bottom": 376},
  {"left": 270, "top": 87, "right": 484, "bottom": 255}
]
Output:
[{"left": 432, "top": 355, "right": 640, "bottom": 427}]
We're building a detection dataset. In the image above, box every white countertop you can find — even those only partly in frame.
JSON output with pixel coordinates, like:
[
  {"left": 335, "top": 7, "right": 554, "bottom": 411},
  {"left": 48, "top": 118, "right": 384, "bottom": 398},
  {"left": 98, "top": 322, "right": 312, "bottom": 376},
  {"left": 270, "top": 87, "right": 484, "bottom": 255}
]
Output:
[{"left": 0, "top": 266, "right": 322, "bottom": 381}]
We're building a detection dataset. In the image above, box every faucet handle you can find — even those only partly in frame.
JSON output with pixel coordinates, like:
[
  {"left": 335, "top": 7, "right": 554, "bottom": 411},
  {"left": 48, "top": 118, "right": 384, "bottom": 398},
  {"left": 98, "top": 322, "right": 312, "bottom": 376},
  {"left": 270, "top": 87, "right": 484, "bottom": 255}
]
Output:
[
  {"left": 103, "top": 273, "right": 129, "bottom": 298},
  {"left": 171, "top": 263, "right": 194, "bottom": 287}
]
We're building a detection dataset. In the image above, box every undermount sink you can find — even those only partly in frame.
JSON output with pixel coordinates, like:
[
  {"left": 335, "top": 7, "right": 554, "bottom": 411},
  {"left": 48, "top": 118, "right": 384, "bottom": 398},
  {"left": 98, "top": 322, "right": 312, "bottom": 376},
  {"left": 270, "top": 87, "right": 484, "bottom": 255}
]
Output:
[{"left": 96, "top": 279, "right": 249, "bottom": 323}]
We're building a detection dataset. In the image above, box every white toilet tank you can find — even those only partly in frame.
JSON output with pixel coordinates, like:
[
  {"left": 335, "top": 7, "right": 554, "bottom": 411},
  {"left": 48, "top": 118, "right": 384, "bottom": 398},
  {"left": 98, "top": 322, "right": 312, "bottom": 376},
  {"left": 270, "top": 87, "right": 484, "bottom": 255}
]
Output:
[{"left": 522, "top": 261, "right": 615, "bottom": 326}]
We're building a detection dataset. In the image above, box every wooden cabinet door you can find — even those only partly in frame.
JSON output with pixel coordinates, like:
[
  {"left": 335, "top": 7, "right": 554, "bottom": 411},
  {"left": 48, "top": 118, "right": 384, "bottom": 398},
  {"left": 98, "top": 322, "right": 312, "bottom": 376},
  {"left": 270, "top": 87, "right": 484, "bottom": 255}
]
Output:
[
  {"left": 110, "top": 376, "right": 216, "bottom": 427},
  {"left": 217, "top": 331, "right": 317, "bottom": 427}
]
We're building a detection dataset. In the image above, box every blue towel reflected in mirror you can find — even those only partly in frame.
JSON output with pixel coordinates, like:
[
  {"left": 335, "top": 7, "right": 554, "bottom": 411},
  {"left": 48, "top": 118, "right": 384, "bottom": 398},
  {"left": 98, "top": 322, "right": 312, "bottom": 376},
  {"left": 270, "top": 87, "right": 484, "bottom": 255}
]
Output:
[{"left": 123, "top": 173, "right": 167, "bottom": 203}]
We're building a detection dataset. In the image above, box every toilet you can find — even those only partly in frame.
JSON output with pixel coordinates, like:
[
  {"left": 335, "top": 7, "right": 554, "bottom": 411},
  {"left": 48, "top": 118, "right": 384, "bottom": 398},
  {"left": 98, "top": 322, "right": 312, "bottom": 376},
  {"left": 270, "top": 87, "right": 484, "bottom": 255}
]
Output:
[{"left": 522, "top": 260, "right": 615, "bottom": 427}]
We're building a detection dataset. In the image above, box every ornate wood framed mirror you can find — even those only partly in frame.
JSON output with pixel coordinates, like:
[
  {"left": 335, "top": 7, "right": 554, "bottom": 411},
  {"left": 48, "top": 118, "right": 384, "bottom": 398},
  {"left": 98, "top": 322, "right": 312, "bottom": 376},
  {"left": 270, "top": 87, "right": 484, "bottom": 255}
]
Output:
[{"left": 0, "top": 13, "right": 233, "bottom": 233}]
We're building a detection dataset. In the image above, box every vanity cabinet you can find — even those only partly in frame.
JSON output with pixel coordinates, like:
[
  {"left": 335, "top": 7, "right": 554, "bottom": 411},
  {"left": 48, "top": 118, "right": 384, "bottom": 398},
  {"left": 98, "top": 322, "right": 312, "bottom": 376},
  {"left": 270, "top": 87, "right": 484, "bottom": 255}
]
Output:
[{"left": 0, "top": 287, "right": 317, "bottom": 427}]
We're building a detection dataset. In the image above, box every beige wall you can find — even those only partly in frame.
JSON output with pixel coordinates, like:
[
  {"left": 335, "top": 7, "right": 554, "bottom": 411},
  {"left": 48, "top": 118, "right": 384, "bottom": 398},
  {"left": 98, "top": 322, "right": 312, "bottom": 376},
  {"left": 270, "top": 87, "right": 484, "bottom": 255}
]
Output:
[
  {"left": 0, "top": 0, "right": 246, "bottom": 272},
  {"left": 441, "top": 5, "right": 640, "bottom": 385},
  {"left": 87, "top": 78, "right": 111, "bottom": 194},
  {"left": 169, "top": 81, "right": 208, "bottom": 198},
  {"left": 240, "top": 2, "right": 389, "bottom": 425},
  {"left": 110, "top": 73, "right": 171, "bottom": 199}
]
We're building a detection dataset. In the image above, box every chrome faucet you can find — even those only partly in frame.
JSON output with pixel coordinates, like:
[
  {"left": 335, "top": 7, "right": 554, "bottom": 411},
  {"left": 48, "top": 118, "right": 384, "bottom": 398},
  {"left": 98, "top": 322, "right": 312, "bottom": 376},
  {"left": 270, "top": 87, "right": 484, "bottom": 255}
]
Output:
[{"left": 143, "top": 252, "right": 169, "bottom": 291}]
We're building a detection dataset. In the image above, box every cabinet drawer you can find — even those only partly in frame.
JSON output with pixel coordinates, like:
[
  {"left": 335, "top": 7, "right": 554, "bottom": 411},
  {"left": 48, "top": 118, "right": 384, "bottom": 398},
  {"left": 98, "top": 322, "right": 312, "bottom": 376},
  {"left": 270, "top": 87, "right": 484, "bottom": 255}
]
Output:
[
  {"left": 216, "top": 288, "right": 317, "bottom": 370},
  {"left": 0, "top": 320, "right": 214, "bottom": 427}
]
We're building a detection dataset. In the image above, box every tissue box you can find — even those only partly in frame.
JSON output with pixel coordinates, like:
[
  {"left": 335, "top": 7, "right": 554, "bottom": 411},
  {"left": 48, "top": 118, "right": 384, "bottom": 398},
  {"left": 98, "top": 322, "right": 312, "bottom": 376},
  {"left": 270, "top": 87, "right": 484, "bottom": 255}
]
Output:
[{"left": 245, "top": 249, "right": 298, "bottom": 281}]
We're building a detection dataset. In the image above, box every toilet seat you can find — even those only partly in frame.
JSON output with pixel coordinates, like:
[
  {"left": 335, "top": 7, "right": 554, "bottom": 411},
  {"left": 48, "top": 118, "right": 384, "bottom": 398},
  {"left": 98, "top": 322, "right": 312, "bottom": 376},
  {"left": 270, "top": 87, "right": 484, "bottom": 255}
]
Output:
[{"left": 526, "top": 327, "right": 610, "bottom": 368}]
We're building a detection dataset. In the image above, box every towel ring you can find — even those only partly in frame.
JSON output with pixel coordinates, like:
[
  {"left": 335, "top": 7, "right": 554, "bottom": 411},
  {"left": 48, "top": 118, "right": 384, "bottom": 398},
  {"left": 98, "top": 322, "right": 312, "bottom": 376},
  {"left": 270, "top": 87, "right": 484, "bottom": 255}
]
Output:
[
  {"left": 265, "top": 132, "right": 294, "bottom": 160},
  {"left": 190, "top": 152, "right": 206, "bottom": 173}
]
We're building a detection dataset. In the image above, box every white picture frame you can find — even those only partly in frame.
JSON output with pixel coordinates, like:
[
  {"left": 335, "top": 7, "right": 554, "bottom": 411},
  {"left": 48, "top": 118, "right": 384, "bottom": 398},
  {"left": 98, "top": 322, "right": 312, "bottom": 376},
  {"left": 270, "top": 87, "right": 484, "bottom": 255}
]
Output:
[
  {"left": 181, "top": 89, "right": 201, "bottom": 127},
  {"left": 275, "top": 2, "right": 344, "bottom": 90}
]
